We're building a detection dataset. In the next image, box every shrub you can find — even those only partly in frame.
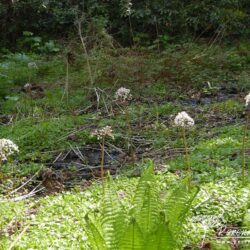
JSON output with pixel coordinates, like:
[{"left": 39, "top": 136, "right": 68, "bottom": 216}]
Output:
[{"left": 0, "top": 0, "right": 249, "bottom": 47}]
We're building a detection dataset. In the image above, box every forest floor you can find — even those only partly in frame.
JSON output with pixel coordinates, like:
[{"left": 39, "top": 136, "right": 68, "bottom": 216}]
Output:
[{"left": 0, "top": 41, "right": 250, "bottom": 249}]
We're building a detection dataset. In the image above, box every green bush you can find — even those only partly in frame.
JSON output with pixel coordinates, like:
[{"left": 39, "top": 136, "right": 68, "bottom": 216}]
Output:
[{"left": 0, "top": 0, "right": 249, "bottom": 47}]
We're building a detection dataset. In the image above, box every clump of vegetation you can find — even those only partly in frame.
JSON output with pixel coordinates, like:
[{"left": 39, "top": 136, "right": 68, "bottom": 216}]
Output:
[{"left": 84, "top": 162, "right": 198, "bottom": 250}]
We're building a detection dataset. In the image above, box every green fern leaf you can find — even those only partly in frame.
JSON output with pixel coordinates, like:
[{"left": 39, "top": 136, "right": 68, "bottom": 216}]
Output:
[
  {"left": 164, "top": 177, "right": 199, "bottom": 246},
  {"left": 132, "top": 161, "right": 160, "bottom": 234},
  {"left": 101, "top": 180, "right": 126, "bottom": 250},
  {"left": 120, "top": 218, "right": 144, "bottom": 250},
  {"left": 85, "top": 214, "right": 107, "bottom": 250},
  {"left": 145, "top": 219, "right": 176, "bottom": 250}
]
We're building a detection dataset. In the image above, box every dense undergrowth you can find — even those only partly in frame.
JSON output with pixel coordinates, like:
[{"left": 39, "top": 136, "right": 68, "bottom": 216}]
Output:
[{"left": 0, "top": 41, "right": 250, "bottom": 249}]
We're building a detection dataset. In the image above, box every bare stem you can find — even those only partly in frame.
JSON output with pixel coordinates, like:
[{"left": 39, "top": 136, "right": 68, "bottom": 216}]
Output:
[
  {"left": 62, "top": 58, "right": 69, "bottom": 103},
  {"left": 125, "top": 108, "right": 135, "bottom": 163},
  {"left": 0, "top": 161, "right": 2, "bottom": 181},
  {"left": 28, "top": 71, "right": 31, "bottom": 82},
  {"left": 128, "top": 15, "right": 134, "bottom": 46},
  {"left": 155, "top": 20, "right": 160, "bottom": 52},
  {"left": 77, "top": 19, "right": 94, "bottom": 87},
  {"left": 182, "top": 127, "right": 190, "bottom": 172},
  {"left": 242, "top": 113, "right": 249, "bottom": 183},
  {"left": 101, "top": 137, "right": 105, "bottom": 182}
]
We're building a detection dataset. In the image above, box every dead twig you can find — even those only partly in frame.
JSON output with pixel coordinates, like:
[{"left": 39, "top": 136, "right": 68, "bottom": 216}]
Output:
[
  {"left": 77, "top": 18, "right": 94, "bottom": 87},
  {"left": 7, "top": 224, "right": 30, "bottom": 250},
  {"left": 9, "top": 165, "right": 43, "bottom": 195}
]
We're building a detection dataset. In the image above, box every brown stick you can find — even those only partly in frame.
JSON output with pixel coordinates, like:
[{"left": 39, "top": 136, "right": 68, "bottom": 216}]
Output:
[
  {"left": 7, "top": 224, "right": 30, "bottom": 250},
  {"left": 62, "top": 57, "right": 69, "bottom": 103},
  {"left": 77, "top": 19, "right": 94, "bottom": 87}
]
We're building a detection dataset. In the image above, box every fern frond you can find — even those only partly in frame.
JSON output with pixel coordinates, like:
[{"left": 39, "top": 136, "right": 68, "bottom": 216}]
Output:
[
  {"left": 101, "top": 180, "right": 126, "bottom": 250},
  {"left": 85, "top": 214, "right": 107, "bottom": 250},
  {"left": 164, "top": 177, "right": 199, "bottom": 246},
  {"left": 145, "top": 218, "right": 176, "bottom": 250},
  {"left": 132, "top": 161, "right": 160, "bottom": 234},
  {"left": 120, "top": 218, "right": 144, "bottom": 250}
]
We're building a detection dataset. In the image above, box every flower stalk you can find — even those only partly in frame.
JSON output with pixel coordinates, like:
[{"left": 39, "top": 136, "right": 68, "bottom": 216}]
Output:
[
  {"left": 242, "top": 96, "right": 250, "bottom": 183},
  {"left": 125, "top": 108, "right": 135, "bottom": 163},
  {"left": 181, "top": 127, "right": 190, "bottom": 172},
  {"left": 114, "top": 87, "right": 135, "bottom": 162},
  {"left": 101, "top": 137, "right": 105, "bottom": 181},
  {"left": 92, "top": 126, "right": 114, "bottom": 189},
  {"left": 174, "top": 111, "right": 194, "bottom": 186}
]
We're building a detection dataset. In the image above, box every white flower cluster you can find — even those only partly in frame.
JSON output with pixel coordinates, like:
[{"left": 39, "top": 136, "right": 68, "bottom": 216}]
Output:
[
  {"left": 126, "top": 1, "right": 132, "bottom": 15},
  {"left": 0, "top": 139, "right": 19, "bottom": 162},
  {"left": 92, "top": 126, "right": 114, "bottom": 140},
  {"left": 245, "top": 92, "right": 250, "bottom": 107},
  {"left": 28, "top": 62, "right": 38, "bottom": 69},
  {"left": 24, "top": 83, "right": 32, "bottom": 91},
  {"left": 174, "top": 111, "right": 194, "bottom": 128},
  {"left": 114, "top": 87, "right": 132, "bottom": 102},
  {"left": 122, "top": 0, "right": 133, "bottom": 16}
]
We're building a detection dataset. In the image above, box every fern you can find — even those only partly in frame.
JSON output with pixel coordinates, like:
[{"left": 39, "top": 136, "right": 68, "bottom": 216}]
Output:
[
  {"left": 132, "top": 161, "right": 160, "bottom": 235},
  {"left": 84, "top": 162, "right": 199, "bottom": 250},
  {"left": 120, "top": 218, "right": 144, "bottom": 250},
  {"left": 145, "top": 218, "right": 175, "bottom": 250},
  {"left": 101, "top": 180, "right": 126, "bottom": 250},
  {"left": 85, "top": 214, "right": 107, "bottom": 250},
  {"left": 164, "top": 177, "right": 199, "bottom": 248}
]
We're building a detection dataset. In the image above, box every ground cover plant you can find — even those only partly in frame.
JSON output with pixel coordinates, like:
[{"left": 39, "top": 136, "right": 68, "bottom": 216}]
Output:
[{"left": 1, "top": 5, "right": 250, "bottom": 248}]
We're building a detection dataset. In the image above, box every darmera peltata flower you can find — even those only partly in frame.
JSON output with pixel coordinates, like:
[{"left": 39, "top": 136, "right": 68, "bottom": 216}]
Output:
[
  {"left": 126, "top": 1, "right": 132, "bottom": 15},
  {"left": 91, "top": 126, "right": 114, "bottom": 183},
  {"left": 174, "top": 111, "right": 194, "bottom": 128},
  {"left": 245, "top": 93, "right": 250, "bottom": 107},
  {"left": 114, "top": 87, "right": 132, "bottom": 102},
  {"left": 92, "top": 126, "right": 114, "bottom": 140},
  {"left": 0, "top": 139, "right": 19, "bottom": 162},
  {"left": 28, "top": 62, "right": 38, "bottom": 69},
  {"left": 174, "top": 112, "right": 194, "bottom": 175},
  {"left": 23, "top": 83, "right": 32, "bottom": 91},
  {"left": 114, "top": 87, "right": 134, "bottom": 159}
]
